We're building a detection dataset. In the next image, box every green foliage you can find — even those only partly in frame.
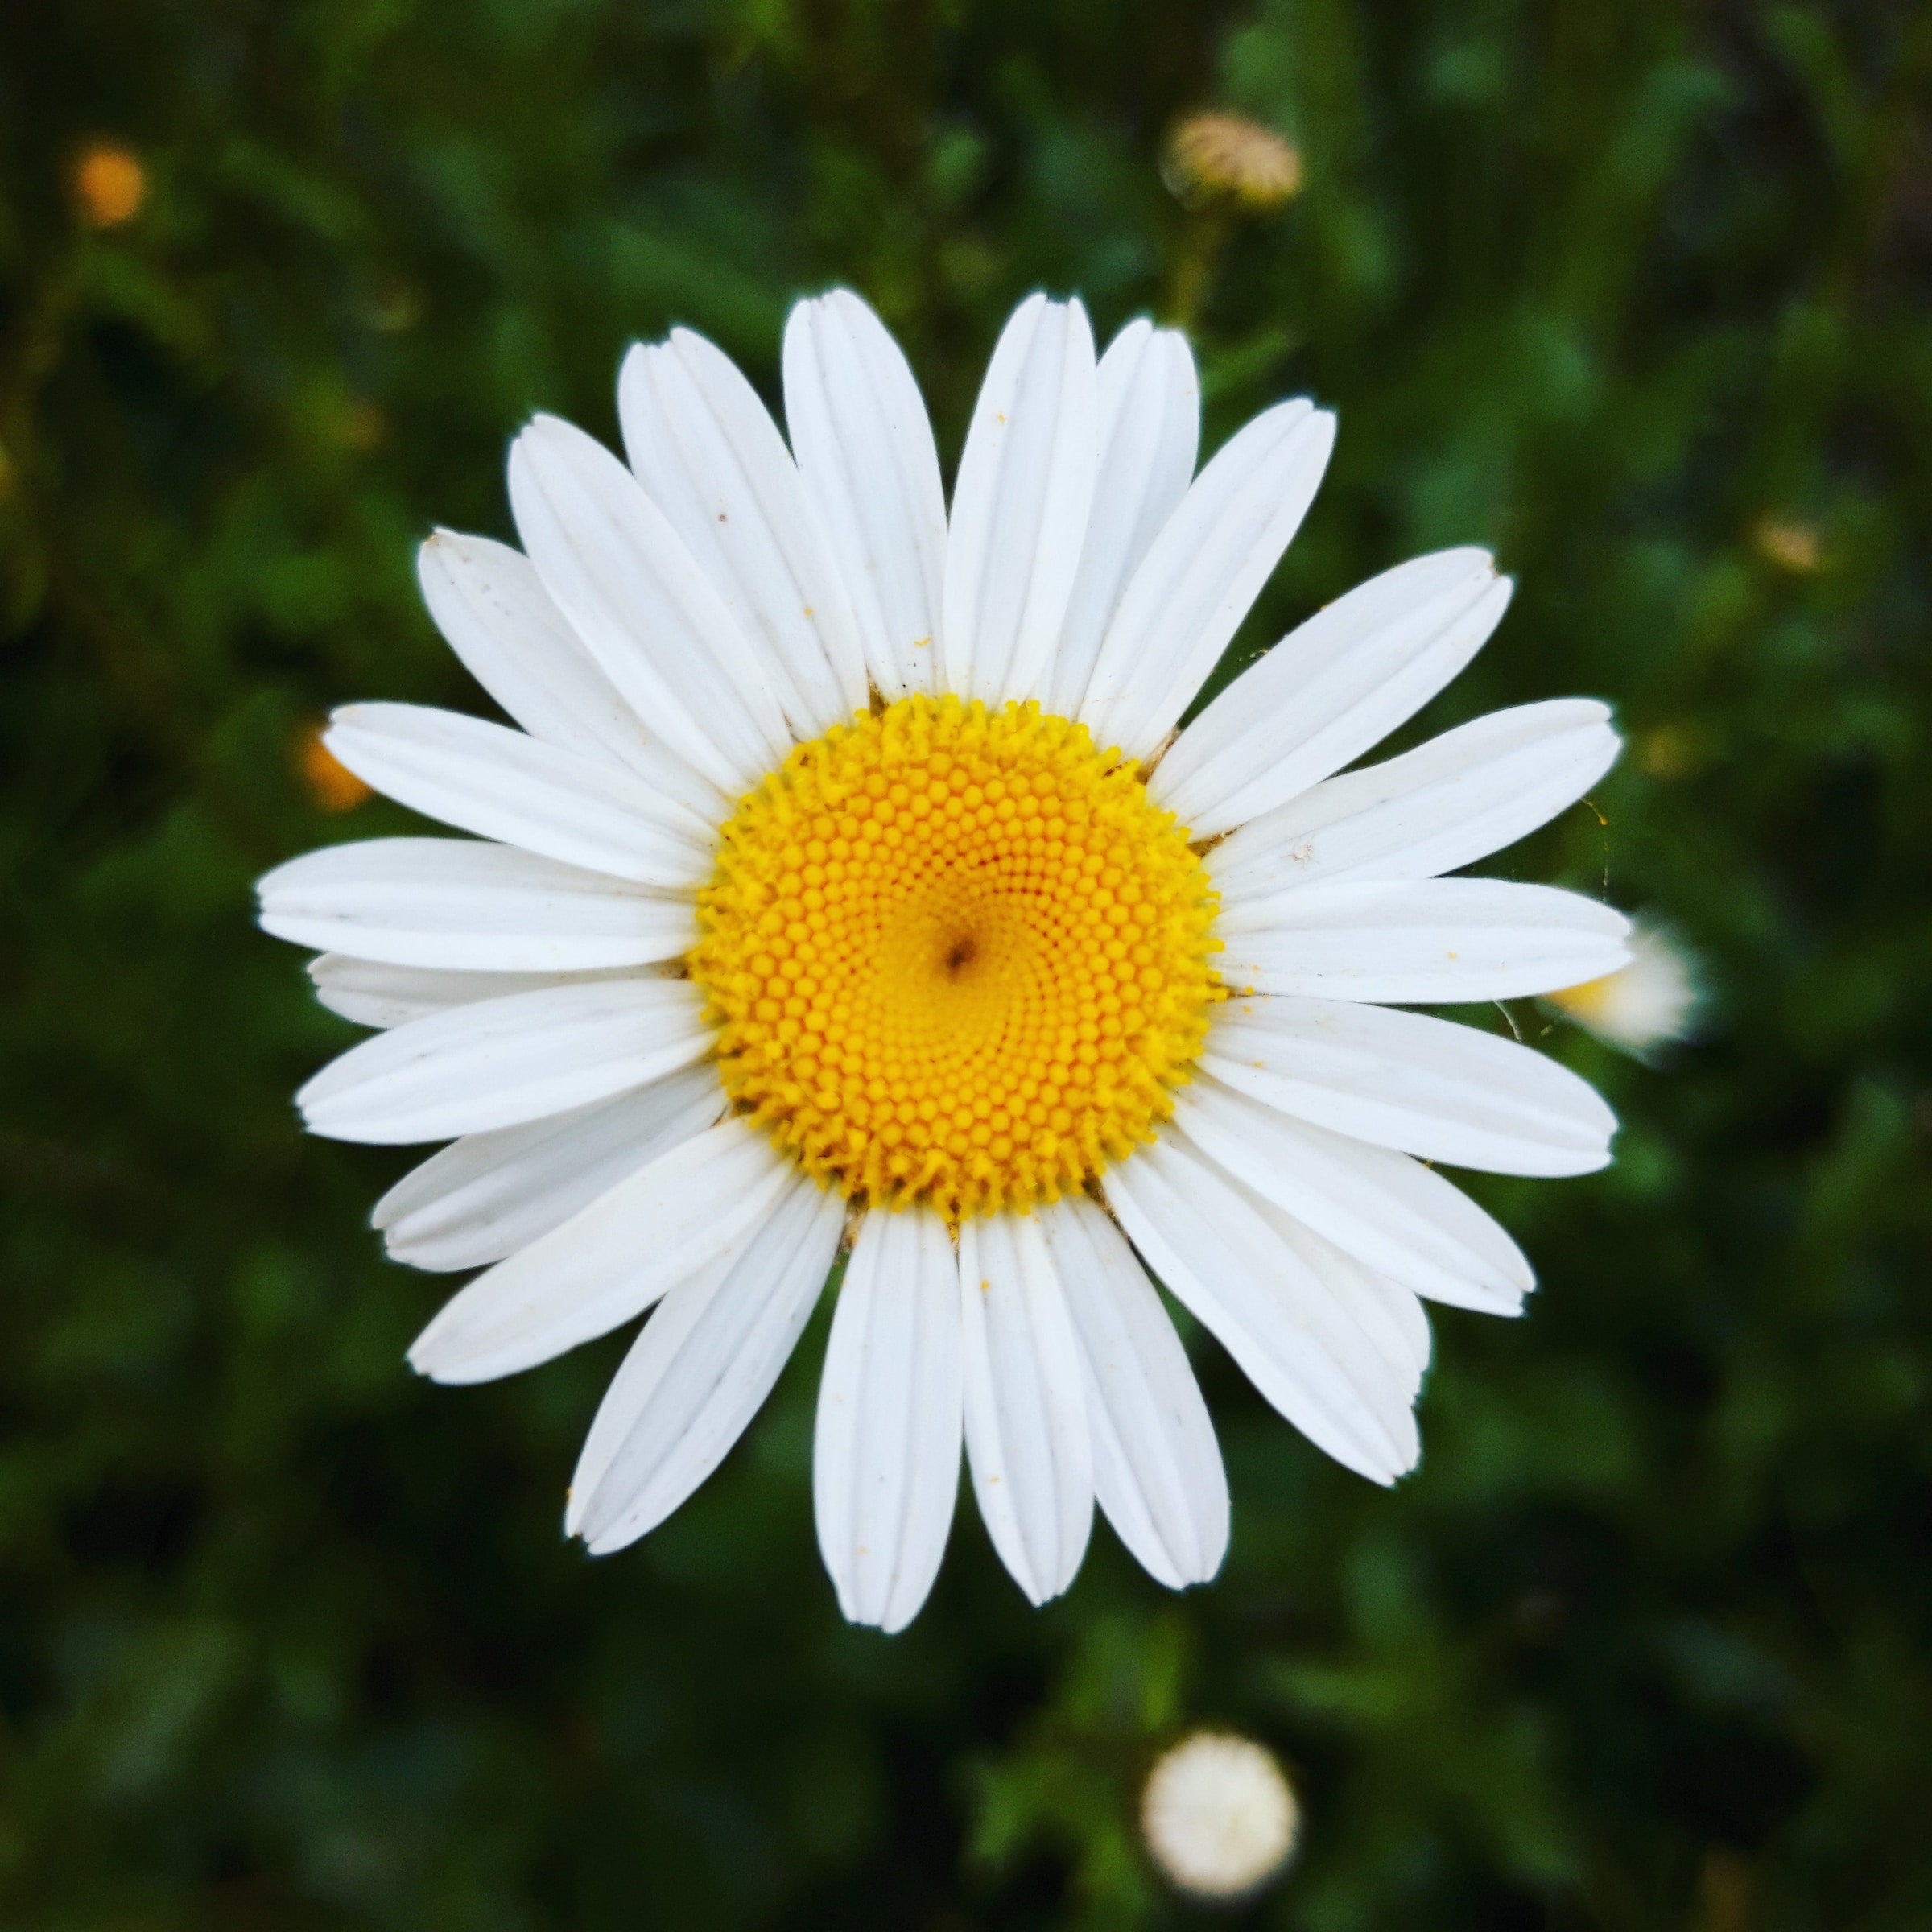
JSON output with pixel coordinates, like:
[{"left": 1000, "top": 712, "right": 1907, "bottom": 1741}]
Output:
[{"left": 2, "top": 1, "right": 1929, "bottom": 1926}]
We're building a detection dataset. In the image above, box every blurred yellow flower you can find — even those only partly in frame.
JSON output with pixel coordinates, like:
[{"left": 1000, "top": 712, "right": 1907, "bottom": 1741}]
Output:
[
  {"left": 73, "top": 142, "right": 147, "bottom": 229},
  {"left": 1754, "top": 517, "right": 1824, "bottom": 574},
  {"left": 298, "top": 724, "right": 373, "bottom": 812},
  {"left": 1635, "top": 721, "right": 1710, "bottom": 781},
  {"left": 1141, "top": 1729, "right": 1299, "bottom": 1899},
  {"left": 1166, "top": 113, "right": 1303, "bottom": 211}
]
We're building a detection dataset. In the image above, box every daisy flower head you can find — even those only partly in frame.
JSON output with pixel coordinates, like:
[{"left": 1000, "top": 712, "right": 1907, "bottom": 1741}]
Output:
[
  {"left": 260, "top": 291, "right": 1629, "bottom": 1631},
  {"left": 1547, "top": 916, "right": 1700, "bottom": 1058},
  {"left": 1141, "top": 1729, "right": 1300, "bottom": 1899}
]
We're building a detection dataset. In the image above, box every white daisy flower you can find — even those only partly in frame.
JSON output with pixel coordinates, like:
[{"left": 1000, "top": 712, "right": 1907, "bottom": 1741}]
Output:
[
  {"left": 1546, "top": 916, "right": 1700, "bottom": 1057},
  {"left": 1141, "top": 1729, "right": 1300, "bottom": 1898},
  {"left": 260, "top": 290, "right": 1629, "bottom": 1631}
]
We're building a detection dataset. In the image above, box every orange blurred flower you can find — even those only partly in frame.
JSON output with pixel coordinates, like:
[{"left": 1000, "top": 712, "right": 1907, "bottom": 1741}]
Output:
[
  {"left": 72, "top": 142, "right": 147, "bottom": 229},
  {"left": 298, "top": 725, "right": 371, "bottom": 812}
]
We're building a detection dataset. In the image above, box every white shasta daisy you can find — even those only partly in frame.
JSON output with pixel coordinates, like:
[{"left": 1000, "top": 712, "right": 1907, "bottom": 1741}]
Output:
[
  {"left": 260, "top": 290, "right": 1628, "bottom": 1631},
  {"left": 1548, "top": 916, "right": 1699, "bottom": 1057},
  {"left": 1141, "top": 1730, "right": 1300, "bottom": 1898}
]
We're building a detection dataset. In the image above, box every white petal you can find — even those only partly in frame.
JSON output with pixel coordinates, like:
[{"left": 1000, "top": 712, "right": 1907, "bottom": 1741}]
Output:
[
  {"left": 296, "top": 976, "right": 711, "bottom": 1145},
  {"left": 783, "top": 288, "right": 948, "bottom": 698},
  {"left": 372, "top": 1063, "right": 726, "bottom": 1273},
  {"left": 323, "top": 703, "right": 716, "bottom": 889},
  {"left": 1104, "top": 1135, "right": 1420, "bottom": 1484},
  {"left": 507, "top": 414, "right": 793, "bottom": 791},
  {"left": 1154, "top": 550, "right": 1513, "bottom": 836},
  {"left": 568, "top": 1173, "right": 843, "bottom": 1551},
  {"left": 1040, "top": 1195, "right": 1227, "bottom": 1591},
  {"left": 1208, "top": 699, "right": 1620, "bottom": 896},
  {"left": 813, "top": 1207, "right": 963, "bottom": 1633},
  {"left": 1080, "top": 400, "right": 1335, "bottom": 761},
  {"left": 407, "top": 1116, "right": 793, "bottom": 1384},
  {"left": 1171, "top": 1076, "right": 1533, "bottom": 1313},
  {"left": 941, "top": 295, "right": 1098, "bottom": 705},
  {"left": 1046, "top": 322, "right": 1199, "bottom": 720},
  {"left": 957, "top": 1213, "right": 1094, "bottom": 1606},
  {"left": 1202, "top": 993, "right": 1616, "bottom": 1176},
  {"left": 259, "top": 838, "right": 695, "bottom": 972},
  {"left": 1257, "top": 1207, "right": 1431, "bottom": 1398},
  {"left": 307, "top": 956, "right": 647, "bottom": 1030},
  {"left": 415, "top": 529, "right": 675, "bottom": 781},
  {"left": 619, "top": 328, "right": 869, "bottom": 734},
  {"left": 1216, "top": 878, "right": 1632, "bottom": 1003}
]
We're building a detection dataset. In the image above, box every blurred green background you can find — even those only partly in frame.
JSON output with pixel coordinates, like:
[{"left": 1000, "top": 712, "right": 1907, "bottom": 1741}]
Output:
[{"left": 3, "top": 1, "right": 1929, "bottom": 1926}]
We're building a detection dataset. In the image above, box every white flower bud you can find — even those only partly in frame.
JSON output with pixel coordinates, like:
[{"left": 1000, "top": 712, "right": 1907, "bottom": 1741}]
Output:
[{"left": 1141, "top": 1730, "right": 1299, "bottom": 1899}]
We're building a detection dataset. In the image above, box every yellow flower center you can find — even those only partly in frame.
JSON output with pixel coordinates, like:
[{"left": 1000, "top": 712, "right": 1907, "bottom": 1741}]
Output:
[
  {"left": 1546, "top": 972, "right": 1620, "bottom": 1024},
  {"left": 689, "top": 695, "right": 1224, "bottom": 1223}
]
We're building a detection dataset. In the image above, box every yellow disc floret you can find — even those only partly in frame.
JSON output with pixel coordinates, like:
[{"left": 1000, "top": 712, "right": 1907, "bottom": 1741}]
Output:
[{"left": 689, "top": 695, "right": 1224, "bottom": 1223}]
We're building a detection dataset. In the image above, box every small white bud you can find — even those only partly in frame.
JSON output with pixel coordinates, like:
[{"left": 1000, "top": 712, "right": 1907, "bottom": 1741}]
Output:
[
  {"left": 1547, "top": 917, "right": 1701, "bottom": 1058},
  {"left": 1141, "top": 1729, "right": 1299, "bottom": 1900}
]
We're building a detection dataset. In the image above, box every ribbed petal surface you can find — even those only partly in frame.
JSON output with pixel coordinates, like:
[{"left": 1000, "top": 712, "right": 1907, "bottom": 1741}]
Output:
[
  {"left": 1046, "top": 321, "right": 1199, "bottom": 720},
  {"left": 814, "top": 1207, "right": 963, "bottom": 1633},
  {"left": 324, "top": 703, "right": 716, "bottom": 888},
  {"left": 508, "top": 414, "right": 793, "bottom": 791},
  {"left": 1208, "top": 699, "right": 1620, "bottom": 897},
  {"left": 942, "top": 294, "right": 1098, "bottom": 706},
  {"left": 1080, "top": 400, "right": 1333, "bottom": 761},
  {"left": 373, "top": 1064, "right": 725, "bottom": 1273},
  {"left": 1104, "top": 1133, "right": 1421, "bottom": 1484},
  {"left": 407, "top": 1117, "right": 795, "bottom": 1384},
  {"left": 260, "top": 837, "right": 694, "bottom": 972},
  {"left": 1042, "top": 1195, "right": 1227, "bottom": 1590},
  {"left": 568, "top": 1173, "right": 844, "bottom": 1552},
  {"left": 958, "top": 1212, "right": 1094, "bottom": 1605},
  {"left": 306, "top": 956, "right": 645, "bottom": 1030},
  {"left": 415, "top": 529, "right": 671, "bottom": 781},
  {"left": 1153, "top": 549, "right": 1512, "bottom": 836},
  {"left": 783, "top": 289, "right": 947, "bottom": 699},
  {"left": 1216, "top": 878, "right": 1631, "bottom": 1004},
  {"left": 1171, "top": 1077, "right": 1534, "bottom": 1312},
  {"left": 619, "top": 328, "right": 868, "bottom": 734},
  {"left": 1202, "top": 993, "right": 1616, "bottom": 1175},
  {"left": 296, "top": 977, "right": 711, "bottom": 1144}
]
